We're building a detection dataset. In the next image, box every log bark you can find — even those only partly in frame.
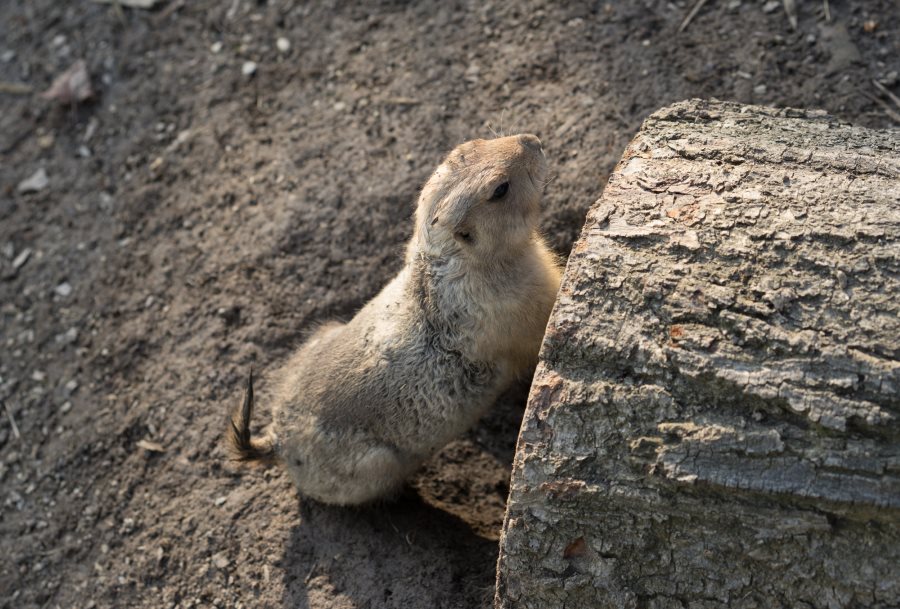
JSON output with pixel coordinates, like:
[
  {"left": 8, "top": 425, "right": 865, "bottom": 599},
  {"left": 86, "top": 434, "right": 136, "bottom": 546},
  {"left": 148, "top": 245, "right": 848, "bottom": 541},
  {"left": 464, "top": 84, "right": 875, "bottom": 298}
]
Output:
[{"left": 495, "top": 100, "right": 900, "bottom": 609}]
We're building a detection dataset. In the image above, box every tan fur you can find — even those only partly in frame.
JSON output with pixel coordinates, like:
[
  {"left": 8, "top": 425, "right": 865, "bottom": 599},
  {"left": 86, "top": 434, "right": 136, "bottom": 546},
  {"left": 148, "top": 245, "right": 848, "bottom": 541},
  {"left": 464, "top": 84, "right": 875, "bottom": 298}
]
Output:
[{"left": 227, "top": 134, "right": 562, "bottom": 505}]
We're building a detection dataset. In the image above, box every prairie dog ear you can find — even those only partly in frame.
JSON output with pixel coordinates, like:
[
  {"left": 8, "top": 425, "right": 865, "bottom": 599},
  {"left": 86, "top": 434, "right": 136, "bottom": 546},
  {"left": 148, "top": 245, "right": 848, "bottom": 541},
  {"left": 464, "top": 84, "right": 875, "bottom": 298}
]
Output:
[
  {"left": 452, "top": 217, "right": 477, "bottom": 246},
  {"left": 422, "top": 174, "right": 473, "bottom": 238},
  {"left": 431, "top": 191, "right": 470, "bottom": 230},
  {"left": 416, "top": 166, "right": 450, "bottom": 226}
]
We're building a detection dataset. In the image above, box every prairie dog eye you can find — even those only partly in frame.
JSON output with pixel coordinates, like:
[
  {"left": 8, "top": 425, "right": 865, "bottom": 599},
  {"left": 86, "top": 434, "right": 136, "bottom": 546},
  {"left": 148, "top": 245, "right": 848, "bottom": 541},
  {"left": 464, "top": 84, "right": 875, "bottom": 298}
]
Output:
[{"left": 490, "top": 182, "right": 509, "bottom": 201}]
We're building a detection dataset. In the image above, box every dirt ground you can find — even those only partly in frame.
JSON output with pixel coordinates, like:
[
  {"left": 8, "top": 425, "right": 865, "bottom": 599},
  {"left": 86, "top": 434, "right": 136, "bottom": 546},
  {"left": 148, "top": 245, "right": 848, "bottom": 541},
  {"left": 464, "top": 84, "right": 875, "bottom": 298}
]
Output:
[{"left": 0, "top": 1, "right": 897, "bottom": 608}]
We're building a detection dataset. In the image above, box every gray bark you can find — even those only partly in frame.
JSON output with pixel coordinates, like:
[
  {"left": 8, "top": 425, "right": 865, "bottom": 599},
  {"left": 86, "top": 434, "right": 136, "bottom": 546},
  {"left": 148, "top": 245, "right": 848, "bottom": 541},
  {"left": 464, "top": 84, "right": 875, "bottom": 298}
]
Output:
[{"left": 495, "top": 100, "right": 900, "bottom": 609}]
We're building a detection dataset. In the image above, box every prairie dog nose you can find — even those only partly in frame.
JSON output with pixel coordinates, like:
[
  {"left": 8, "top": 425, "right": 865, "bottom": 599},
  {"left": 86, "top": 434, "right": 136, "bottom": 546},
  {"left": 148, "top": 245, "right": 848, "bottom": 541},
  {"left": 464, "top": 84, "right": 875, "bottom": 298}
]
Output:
[{"left": 518, "top": 134, "right": 543, "bottom": 153}]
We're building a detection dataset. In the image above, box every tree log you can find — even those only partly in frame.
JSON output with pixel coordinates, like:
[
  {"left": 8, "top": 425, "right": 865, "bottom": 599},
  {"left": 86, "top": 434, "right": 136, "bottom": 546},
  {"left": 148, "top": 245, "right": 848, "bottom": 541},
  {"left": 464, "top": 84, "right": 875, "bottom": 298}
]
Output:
[{"left": 495, "top": 100, "right": 900, "bottom": 609}]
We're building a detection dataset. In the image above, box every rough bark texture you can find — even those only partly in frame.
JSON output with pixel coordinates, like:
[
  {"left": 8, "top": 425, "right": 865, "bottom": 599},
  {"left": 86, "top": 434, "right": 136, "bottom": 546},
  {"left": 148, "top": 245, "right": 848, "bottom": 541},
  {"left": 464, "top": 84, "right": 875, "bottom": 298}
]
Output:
[{"left": 495, "top": 100, "right": 900, "bottom": 609}]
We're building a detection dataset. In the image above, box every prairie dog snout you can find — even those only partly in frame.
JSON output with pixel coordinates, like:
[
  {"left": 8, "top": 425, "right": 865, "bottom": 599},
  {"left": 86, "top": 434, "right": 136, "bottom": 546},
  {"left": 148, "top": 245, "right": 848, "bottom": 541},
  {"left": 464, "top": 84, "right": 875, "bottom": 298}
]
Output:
[{"left": 228, "top": 134, "right": 562, "bottom": 505}]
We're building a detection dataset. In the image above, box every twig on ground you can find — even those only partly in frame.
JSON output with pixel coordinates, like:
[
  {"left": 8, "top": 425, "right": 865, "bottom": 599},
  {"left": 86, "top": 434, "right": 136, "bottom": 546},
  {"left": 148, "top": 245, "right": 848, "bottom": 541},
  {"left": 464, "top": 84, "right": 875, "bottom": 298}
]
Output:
[
  {"left": 136, "top": 439, "right": 165, "bottom": 453},
  {"left": 155, "top": 0, "right": 185, "bottom": 22},
  {"left": 861, "top": 89, "right": 900, "bottom": 124},
  {"left": 92, "top": 0, "right": 160, "bottom": 7},
  {"left": 382, "top": 97, "right": 421, "bottom": 107},
  {"left": 679, "top": 0, "right": 709, "bottom": 33},
  {"left": 0, "top": 81, "right": 33, "bottom": 95},
  {"left": 823, "top": 0, "right": 831, "bottom": 22},
  {"left": 783, "top": 0, "right": 798, "bottom": 30},
  {"left": 226, "top": 0, "right": 240, "bottom": 20},
  {"left": 304, "top": 561, "right": 319, "bottom": 585},
  {"left": 3, "top": 401, "right": 21, "bottom": 441},
  {"left": 1, "top": 127, "right": 34, "bottom": 155},
  {"left": 872, "top": 79, "right": 900, "bottom": 110},
  {"left": 113, "top": 1, "right": 126, "bottom": 24}
]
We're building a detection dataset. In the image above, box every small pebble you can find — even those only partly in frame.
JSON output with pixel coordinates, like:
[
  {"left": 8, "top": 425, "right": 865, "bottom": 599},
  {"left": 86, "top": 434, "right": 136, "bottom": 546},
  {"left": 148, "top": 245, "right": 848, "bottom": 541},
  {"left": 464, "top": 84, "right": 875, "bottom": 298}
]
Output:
[
  {"left": 212, "top": 552, "right": 230, "bottom": 569},
  {"left": 210, "top": 41, "right": 223, "bottom": 54},
  {"left": 55, "top": 327, "right": 79, "bottom": 345},
  {"left": 60, "top": 401, "right": 72, "bottom": 414},
  {"left": 276, "top": 37, "right": 291, "bottom": 53},
  {"left": 99, "top": 192, "right": 114, "bottom": 212},
  {"left": 54, "top": 282, "right": 73, "bottom": 297},
  {"left": 214, "top": 496, "right": 227, "bottom": 507},
  {"left": 754, "top": 84, "right": 767, "bottom": 95},
  {"left": 333, "top": 101, "right": 347, "bottom": 112},
  {"left": 241, "top": 61, "right": 257, "bottom": 76},
  {"left": 84, "top": 117, "right": 98, "bottom": 141},
  {"left": 12, "top": 248, "right": 31, "bottom": 269},
  {"left": 17, "top": 168, "right": 49, "bottom": 194},
  {"left": 762, "top": 0, "right": 780, "bottom": 13},
  {"left": 37, "top": 134, "right": 55, "bottom": 149},
  {"left": 32, "top": 370, "right": 46, "bottom": 382}
]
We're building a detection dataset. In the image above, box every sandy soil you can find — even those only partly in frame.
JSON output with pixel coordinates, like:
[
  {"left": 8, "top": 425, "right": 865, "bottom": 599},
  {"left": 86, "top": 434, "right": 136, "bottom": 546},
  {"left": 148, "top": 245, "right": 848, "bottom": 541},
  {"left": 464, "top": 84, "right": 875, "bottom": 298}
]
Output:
[{"left": 1, "top": 1, "right": 897, "bottom": 608}]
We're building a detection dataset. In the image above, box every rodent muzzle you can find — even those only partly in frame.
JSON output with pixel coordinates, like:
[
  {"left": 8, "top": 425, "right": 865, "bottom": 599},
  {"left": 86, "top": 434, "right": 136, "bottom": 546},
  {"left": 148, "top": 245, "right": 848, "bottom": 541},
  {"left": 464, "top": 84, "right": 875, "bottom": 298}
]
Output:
[
  {"left": 514, "top": 134, "right": 547, "bottom": 190},
  {"left": 518, "top": 134, "right": 543, "bottom": 155}
]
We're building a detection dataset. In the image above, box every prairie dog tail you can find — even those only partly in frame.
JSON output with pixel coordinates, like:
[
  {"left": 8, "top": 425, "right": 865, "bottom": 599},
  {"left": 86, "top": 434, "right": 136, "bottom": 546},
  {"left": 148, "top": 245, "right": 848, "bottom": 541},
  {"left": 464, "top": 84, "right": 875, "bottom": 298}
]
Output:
[{"left": 227, "top": 370, "right": 276, "bottom": 462}]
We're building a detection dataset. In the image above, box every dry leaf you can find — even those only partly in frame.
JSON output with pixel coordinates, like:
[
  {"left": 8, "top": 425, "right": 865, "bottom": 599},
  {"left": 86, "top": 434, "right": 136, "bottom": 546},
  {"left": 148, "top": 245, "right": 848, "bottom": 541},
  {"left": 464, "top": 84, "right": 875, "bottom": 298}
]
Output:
[{"left": 41, "top": 60, "right": 93, "bottom": 104}]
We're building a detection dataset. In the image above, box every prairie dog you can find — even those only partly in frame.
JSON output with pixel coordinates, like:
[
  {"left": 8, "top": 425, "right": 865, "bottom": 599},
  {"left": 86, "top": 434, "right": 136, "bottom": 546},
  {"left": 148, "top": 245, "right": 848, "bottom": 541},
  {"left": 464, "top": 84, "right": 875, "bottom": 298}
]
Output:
[{"left": 228, "top": 134, "right": 562, "bottom": 505}]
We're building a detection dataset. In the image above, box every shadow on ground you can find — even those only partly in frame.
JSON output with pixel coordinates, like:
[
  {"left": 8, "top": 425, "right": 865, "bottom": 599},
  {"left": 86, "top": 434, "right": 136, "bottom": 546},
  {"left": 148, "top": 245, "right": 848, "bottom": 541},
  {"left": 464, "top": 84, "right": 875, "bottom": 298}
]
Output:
[
  {"left": 281, "top": 490, "right": 498, "bottom": 609},
  {"left": 277, "top": 385, "right": 529, "bottom": 609}
]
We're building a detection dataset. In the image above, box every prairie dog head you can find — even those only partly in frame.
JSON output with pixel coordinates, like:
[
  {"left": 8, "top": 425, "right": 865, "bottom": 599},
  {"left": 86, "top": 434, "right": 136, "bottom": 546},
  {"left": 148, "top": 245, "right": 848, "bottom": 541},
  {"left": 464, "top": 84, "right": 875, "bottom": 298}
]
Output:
[{"left": 410, "top": 134, "right": 548, "bottom": 262}]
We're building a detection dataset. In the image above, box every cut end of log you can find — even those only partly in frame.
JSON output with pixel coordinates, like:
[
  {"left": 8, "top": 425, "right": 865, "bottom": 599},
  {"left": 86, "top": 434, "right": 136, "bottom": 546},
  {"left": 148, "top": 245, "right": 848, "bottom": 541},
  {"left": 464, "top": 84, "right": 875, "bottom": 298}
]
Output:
[{"left": 495, "top": 100, "right": 900, "bottom": 609}]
